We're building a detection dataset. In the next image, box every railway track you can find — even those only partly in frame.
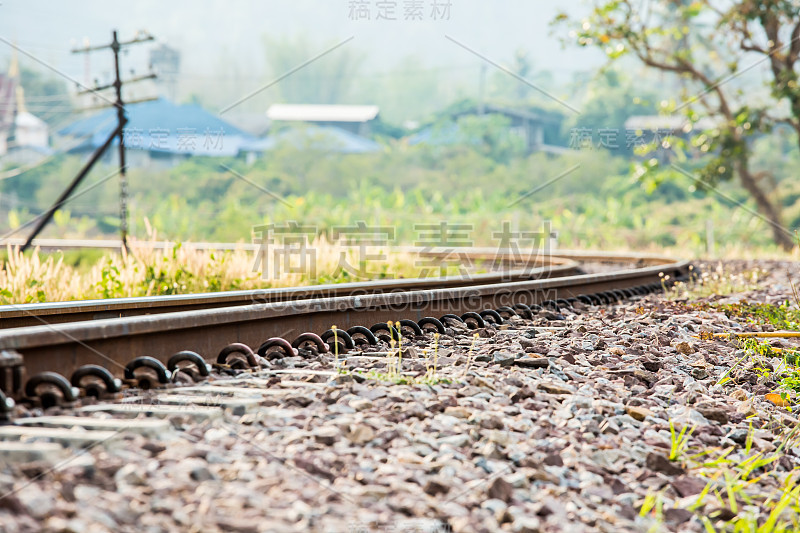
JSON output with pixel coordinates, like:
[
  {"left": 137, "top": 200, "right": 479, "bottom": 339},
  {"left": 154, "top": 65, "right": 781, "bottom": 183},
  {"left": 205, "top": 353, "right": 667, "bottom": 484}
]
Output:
[
  {"left": 0, "top": 256, "right": 581, "bottom": 329},
  {"left": 0, "top": 248, "right": 691, "bottom": 423}
]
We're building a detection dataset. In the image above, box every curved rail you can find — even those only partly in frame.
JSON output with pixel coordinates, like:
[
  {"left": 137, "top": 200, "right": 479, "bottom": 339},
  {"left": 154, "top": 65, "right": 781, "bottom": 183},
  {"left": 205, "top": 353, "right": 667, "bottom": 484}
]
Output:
[
  {"left": 0, "top": 256, "right": 580, "bottom": 329},
  {"left": 0, "top": 251, "right": 689, "bottom": 390}
]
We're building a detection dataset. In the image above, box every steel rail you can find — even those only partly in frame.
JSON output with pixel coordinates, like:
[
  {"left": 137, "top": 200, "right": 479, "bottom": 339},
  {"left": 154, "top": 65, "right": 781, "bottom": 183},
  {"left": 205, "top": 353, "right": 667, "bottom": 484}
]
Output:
[
  {"left": 0, "top": 251, "right": 691, "bottom": 394},
  {"left": 0, "top": 257, "right": 581, "bottom": 329},
  {"left": 0, "top": 248, "right": 684, "bottom": 329}
]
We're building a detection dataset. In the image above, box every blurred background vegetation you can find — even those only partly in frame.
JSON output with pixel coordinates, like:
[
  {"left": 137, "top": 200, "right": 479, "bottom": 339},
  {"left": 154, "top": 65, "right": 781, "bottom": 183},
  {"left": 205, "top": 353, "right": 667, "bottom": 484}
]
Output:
[
  {"left": 2, "top": 1, "right": 800, "bottom": 273},
  {"left": 4, "top": 132, "right": 799, "bottom": 257}
]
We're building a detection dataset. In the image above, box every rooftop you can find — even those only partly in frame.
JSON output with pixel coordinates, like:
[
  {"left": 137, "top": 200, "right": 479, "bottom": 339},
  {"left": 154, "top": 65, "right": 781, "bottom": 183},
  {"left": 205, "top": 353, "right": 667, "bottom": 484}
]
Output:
[
  {"left": 267, "top": 104, "right": 380, "bottom": 123},
  {"left": 59, "top": 98, "right": 258, "bottom": 156}
]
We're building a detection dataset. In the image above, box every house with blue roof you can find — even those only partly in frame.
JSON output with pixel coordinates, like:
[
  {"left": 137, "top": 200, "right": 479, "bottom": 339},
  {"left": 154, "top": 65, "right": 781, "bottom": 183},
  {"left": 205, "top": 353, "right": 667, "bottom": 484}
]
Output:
[
  {"left": 58, "top": 98, "right": 268, "bottom": 167},
  {"left": 264, "top": 104, "right": 382, "bottom": 154},
  {"left": 58, "top": 98, "right": 381, "bottom": 167}
]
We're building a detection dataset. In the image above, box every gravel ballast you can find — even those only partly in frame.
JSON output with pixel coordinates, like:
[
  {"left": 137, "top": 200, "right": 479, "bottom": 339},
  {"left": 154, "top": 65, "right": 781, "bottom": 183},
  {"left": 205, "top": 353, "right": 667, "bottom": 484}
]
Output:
[{"left": 2, "top": 260, "right": 800, "bottom": 532}]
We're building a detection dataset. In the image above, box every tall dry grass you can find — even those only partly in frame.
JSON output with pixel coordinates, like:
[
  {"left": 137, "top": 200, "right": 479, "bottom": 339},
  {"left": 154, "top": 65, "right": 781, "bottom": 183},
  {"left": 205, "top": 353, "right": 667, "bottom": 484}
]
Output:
[{"left": 0, "top": 236, "right": 426, "bottom": 304}]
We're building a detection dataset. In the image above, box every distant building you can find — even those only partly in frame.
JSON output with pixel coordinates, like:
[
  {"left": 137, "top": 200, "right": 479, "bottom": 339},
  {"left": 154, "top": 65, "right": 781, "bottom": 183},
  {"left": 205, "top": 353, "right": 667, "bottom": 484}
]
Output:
[
  {"left": 267, "top": 104, "right": 380, "bottom": 136},
  {"left": 408, "top": 103, "right": 566, "bottom": 155},
  {"left": 7, "top": 110, "right": 51, "bottom": 164},
  {"left": 0, "top": 54, "right": 52, "bottom": 165},
  {"left": 14, "top": 111, "right": 48, "bottom": 148},
  {"left": 58, "top": 98, "right": 267, "bottom": 168}
]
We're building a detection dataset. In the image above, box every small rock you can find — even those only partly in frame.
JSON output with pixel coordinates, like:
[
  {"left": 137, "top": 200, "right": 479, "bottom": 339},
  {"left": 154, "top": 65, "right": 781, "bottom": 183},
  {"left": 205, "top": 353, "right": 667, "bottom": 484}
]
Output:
[
  {"left": 482, "top": 498, "right": 508, "bottom": 519},
  {"left": 16, "top": 484, "right": 55, "bottom": 519},
  {"left": 543, "top": 453, "right": 563, "bottom": 467},
  {"left": 594, "top": 338, "right": 607, "bottom": 350},
  {"left": 515, "top": 357, "right": 549, "bottom": 369},
  {"left": 345, "top": 425, "right": 375, "bottom": 445},
  {"left": 444, "top": 406, "right": 471, "bottom": 418},
  {"left": 727, "top": 428, "right": 749, "bottom": 445},
  {"left": 730, "top": 389, "right": 748, "bottom": 401},
  {"left": 142, "top": 442, "right": 166, "bottom": 455},
  {"left": 494, "top": 352, "right": 516, "bottom": 367},
  {"left": 487, "top": 477, "right": 514, "bottom": 503},
  {"left": 538, "top": 382, "right": 574, "bottom": 395},
  {"left": 672, "top": 475, "right": 707, "bottom": 497},
  {"left": 512, "top": 518, "right": 542, "bottom": 533},
  {"left": 645, "top": 453, "right": 685, "bottom": 476},
  {"left": 675, "top": 342, "right": 696, "bottom": 355},
  {"left": 634, "top": 369, "right": 658, "bottom": 385},
  {"left": 313, "top": 426, "right": 340, "bottom": 445},
  {"left": 471, "top": 413, "right": 504, "bottom": 430},
  {"left": 402, "top": 347, "right": 418, "bottom": 358},
  {"left": 190, "top": 465, "right": 215, "bottom": 482},
  {"left": 697, "top": 407, "right": 729, "bottom": 424},
  {"left": 708, "top": 508, "right": 737, "bottom": 521},
  {"left": 114, "top": 463, "right": 146, "bottom": 486},
  {"left": 625, "top": 405, "right": 654, "bottom": 421},
  {"left": 350, "top": 398, "right": 373, "bottom": 411},
  {"left": 284, "top": 395, "right": 314, "bottom": 407},
  {"left": 438, "top": 434, "right": 470, "bottom": 447},
  {"left": 664, "top": 508, "right": 694, "bottom": 525},
  {"left": 423, "top": 478, "right": 451, "bottom": 496},
  {"left": 642, "top": 359, "right": 662, "bottom": 372},
  {"left": 753, "top": 437, "right": 776, "bottom": 453},
  {"left": 519, "top": 338, "right": 536, "bottom": 349},
  {"left": 736, "top": 399, "right": 758, "bottom": 418},
  {"left": 510, "top": 385, "right": 537, "bottom": 402}
]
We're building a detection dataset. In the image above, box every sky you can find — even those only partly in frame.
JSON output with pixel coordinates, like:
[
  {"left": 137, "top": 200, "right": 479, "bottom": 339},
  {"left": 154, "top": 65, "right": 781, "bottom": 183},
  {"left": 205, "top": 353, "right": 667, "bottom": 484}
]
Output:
[{"left": 0, "top": 0, "right": 604, "bottom": 98}]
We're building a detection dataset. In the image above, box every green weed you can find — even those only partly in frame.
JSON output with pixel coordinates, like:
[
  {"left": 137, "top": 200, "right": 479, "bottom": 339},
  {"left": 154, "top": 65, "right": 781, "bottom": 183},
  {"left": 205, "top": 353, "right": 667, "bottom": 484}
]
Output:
[{"left": 669, "top": 419, "right": 697, "bottom": 461}]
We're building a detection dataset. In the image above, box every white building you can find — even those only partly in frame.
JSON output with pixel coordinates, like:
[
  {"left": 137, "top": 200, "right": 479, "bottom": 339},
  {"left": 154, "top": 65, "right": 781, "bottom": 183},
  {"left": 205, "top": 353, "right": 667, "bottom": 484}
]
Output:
[
  {"left": 267, "top": 104, "right": 380, "bottom": 136},
  {"left": 13, "top": 111, "right": 48, "bottom": 148},
  {"left": 6, "top": 110, "right": 50, "bottom": 164},
  {"left": 0, "top": 53, "right": 52, "bottom": 164}
]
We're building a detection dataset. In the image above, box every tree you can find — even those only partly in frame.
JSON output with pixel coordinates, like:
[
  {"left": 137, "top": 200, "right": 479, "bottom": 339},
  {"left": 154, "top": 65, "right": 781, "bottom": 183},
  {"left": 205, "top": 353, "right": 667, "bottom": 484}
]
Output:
[
  {"left": 570, "top": 68, "right": 658, "bottom": 145},
  {"left": 557, "top": 0, "right": 800, "bottom": 249},
  {"left": 263, "top": 34, "right": 364, "bottom": 104}
]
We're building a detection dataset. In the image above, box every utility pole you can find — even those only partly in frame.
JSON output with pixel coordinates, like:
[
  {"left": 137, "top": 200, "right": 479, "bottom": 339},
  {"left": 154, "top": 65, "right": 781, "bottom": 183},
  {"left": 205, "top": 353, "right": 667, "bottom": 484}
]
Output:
[
  {"left": 21, "top": 30, "right": 155, "bottom": 253},
  {"left": 112, "top": 31, "right": 130, "bottom": 251},
  {"left": 72, "top": 30, "right": 155, "bottom": 252}
]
